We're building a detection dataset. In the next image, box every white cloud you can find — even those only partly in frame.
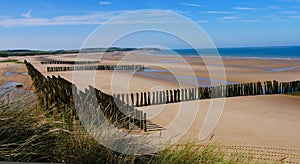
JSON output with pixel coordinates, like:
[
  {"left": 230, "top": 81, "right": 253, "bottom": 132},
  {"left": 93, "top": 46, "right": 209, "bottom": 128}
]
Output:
[
  {"left": 180, "top": 2, "right": 203, "bottom": 7},
  {"left": 239, "top": 19, "right": 260, "bottom": 22},
  {"left": 267, "top": 6, "right": 282, "bottom": 10},
  {"left": 201, "top": 11, "right": 237, "bottom": 14},
  {"left": 22, "top": 10, "right": 32, "bottom": 18},
  {"left": 220, "top": 16, "right": 238, "bottom": 20},
  {"left": 0, "top": 12, "right": 121, "bottom": 27},
  {"left": 262, "top": 15, "right": 289, "bottom": 21},
  {"left": 288, "top": 15, "right": 300, "bottom": 18},
  {"left": 234, "top": 7, "right": 256, "bottom": 11},
  {"left": 0, "top": 10, "right": 193, "bottom": 27},
  {"left": 218, "top": 16, "right": 260, "bottom": 23},
  {"left": 195, "top": 20, "right": 208, "bottom": 23},
  {"left": 279, "top": 11, "right": 298, "bottom": 14},
  {"left": 105, "top": 10, "right": 192, "bottom": 25},
  {"left": 278, "top": 0, "right": 300, "bottom": 2},
  {"left": 99, "top": 1, "right": 111, "bottom": 5}
]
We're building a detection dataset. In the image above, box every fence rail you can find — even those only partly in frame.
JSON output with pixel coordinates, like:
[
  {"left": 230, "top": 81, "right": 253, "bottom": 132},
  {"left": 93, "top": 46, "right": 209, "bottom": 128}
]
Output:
[
  {"left": 41, "top": 60, "right": 100, "bottom": 65},
  {"left": 46, "top": 65, "right": 145, "bottom": 72},
  {"left": 25, "top": 60, "right": 148, "bottom": 131},
  {"left": 114, "top": 80, "right": 300, "bottom": 107}
]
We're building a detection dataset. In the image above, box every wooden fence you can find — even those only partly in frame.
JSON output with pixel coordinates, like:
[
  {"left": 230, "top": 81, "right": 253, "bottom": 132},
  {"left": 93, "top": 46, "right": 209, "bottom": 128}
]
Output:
[
  {"left": 46, "top": 65, "right": 145, "bottom": 72},
  {"left": 25, "top": 60, "right": 147, "bottom": 131},
  {"left": 115, "top": 80, "right": 300, "bottom": 107},
  {"left": 41, "top": 60, "right": 100, "bottom": 65}
]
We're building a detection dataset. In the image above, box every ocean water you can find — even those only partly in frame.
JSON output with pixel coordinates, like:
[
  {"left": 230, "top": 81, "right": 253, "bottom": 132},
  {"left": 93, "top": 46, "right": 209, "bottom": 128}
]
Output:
[
  {"left": 149, "top": 46, "right": 300, "bottom": 60},
  {"left": 141, "top": 46, "right": 300, "bottom": 86}
]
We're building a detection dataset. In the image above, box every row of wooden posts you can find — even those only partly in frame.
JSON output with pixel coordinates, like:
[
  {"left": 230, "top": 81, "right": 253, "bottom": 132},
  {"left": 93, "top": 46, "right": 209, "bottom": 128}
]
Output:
[
  {"left": 46, "top": 65, "right": 145, "bottom": 72},
  {"left": 41, "top": 60, "right": 100, "bottom": 65},
  {"left": 25, "top": 60, "right": 148, "bottom": 131},
  {"left": 115, "top": 80, "right": 300, "bottom": 107}
]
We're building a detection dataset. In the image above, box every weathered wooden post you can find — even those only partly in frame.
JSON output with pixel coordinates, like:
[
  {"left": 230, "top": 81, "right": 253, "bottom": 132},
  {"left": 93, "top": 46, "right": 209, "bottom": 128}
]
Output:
[
  {"left": 136, "top": 93, "right": 139, "bottom": 107},
  {"left": 148, "top": 92, "right": 151, "bottom": 105},
  {"left": 170, "top": 90, "right": 174, "bottom": 103},
  {"left": 174, "top": 90, "right": 177, "bottom": 102},
  {"left": 144, "top": 113, "right": 147, "bottom": 132},
  {"left": 163, "top": 90, "right": 166, "bottom": 104},
  {"left": 152, "top": 92, "right": 155, "bottom": 105},
  {"left": 177, "top": 89, "right": 181, "bottom": 102},
  {"left": 126, "top": 94, "right": 129, "bottom": 105},
  {"left": 144, "top": 92, "right": 147, "bottom": 106},
  {"left": 140, "top": 92, "right": 143, "bottom": 107},
  {"left": 140, "top": 111, "right": 143, "bottom": 130},
  {"left": 166, "top": 90, "right": 170, "bottom": 103},
  {"left": 179, "top": 89, "right": 183, "bottom": 101},
  {"left": 156, "top": 91, "right": 159, "bottom": 104},
  {"left": 197, "top": 87, "right": 200, "bottom": 99},
  {"left": 134, "top": 109, "right": 138, "bottom": 125},
  {"left": 121, "top": 94, "right": 125, "bottom": 103},
  {"left": 131, "top": 93, "right": 134, "bottom": 106},
  {"left": 160, "top": 91, "right": 163, "bottom": 104}
]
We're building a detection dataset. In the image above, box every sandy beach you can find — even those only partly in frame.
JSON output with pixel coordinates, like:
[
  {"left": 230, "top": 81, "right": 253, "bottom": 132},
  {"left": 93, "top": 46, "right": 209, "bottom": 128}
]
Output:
[{"left": 1, "top": 50, "right": 300, "bottom": 153}]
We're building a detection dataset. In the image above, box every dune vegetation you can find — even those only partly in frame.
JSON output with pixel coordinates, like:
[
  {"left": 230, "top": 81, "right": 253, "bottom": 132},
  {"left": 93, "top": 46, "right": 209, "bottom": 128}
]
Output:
[{"left": 0, "top": 90, "right": 252, "bottom": 163}]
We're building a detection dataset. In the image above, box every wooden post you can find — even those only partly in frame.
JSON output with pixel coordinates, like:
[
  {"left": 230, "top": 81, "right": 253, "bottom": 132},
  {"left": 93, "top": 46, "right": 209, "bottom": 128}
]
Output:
[
  {"left": 156, "top": 91, "right": 159, "bottom": 104},
  {"left": 121, "top": 94, "right": 125, "bottom": 103},
  {"left": 144, "top": 92, "right": 147, "bottom": 106},
  {"left": 160, "top": 91, "right": 163, "bottom": 104},
  {"left": 140, "top": 111, "right": 143, "bottom": 130},
  {"left": 174, "top": 90, "right": 177, "bottom": 102},
  {"left": 177, "top": 89, "right": 181, "bottom": 102},
  {"left": 126, "top": 94, "right": 129, "bottom": 105},
  {"left": 181, "top": 89, "right": 184, "bottom": 101},
  {"left": 166, "top": 90, "right": 170, "bottom": 103},
  {"left": 131, "top": 93, "right": 134, "bottom": 106},
  {"left": 170, "top": 90, "right": 174, "bottom": 103},
  {"left": 152, "top": 92, "right": 155, "bottom": 105},
  {"left": 140, "top": 92, "right": 143, "bottom": 107},
  {"left": 163, "top": 90, "right": 166, "bottom": 104},
  {"left": 148, "top": 92, "right": 151, "bottom": 105},
  {"left": 136, "top": 93, "right": 139, "bottom": 107},
  {"left": 144, "top": 113, "right": 147, "bottom": 132},
  {"left": 198, "top": 87, "right": 202, "bottom": 99}
]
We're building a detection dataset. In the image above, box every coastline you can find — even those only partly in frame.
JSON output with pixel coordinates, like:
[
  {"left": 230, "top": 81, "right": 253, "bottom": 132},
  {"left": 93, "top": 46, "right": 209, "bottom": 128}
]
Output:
[
  {"left": 1, "top": 50, "right": 300, "bottom": 151},
  {"left": 1, "top": 49, "right": 300, "bottom": 88}
]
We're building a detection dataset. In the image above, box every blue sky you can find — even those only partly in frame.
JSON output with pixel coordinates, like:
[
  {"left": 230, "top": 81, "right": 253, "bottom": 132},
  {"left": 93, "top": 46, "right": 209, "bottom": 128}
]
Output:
[{"left": 0, "top": 0, "right": 300, "bottom": 50}]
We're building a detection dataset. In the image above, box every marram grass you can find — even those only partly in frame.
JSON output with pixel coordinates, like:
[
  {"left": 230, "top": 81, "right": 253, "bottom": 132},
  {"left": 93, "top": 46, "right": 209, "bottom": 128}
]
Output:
[{"left": 0, "top": 91, "right": 252, "bottom": 163}]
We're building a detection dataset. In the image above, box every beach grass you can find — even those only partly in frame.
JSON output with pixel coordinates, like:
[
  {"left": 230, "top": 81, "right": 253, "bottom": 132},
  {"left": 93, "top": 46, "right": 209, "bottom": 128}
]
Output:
[
  {"left": 0, "top": 59, "right": 19, "bottom": 63},
  {"left": 286, "top": 91, "right": 300, "bottom": 96},
  {"left": 291, "top": 91, "right": 300, "bottom": 96},
  {"left": 0, "top": 91, "right": 252, "bottom": 163}
]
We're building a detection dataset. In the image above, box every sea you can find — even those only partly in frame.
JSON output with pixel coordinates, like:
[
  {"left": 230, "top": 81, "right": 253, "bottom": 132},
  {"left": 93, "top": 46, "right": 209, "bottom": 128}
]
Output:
[
  {"left": 141, "top": 46, "right": 300, "bottom": 87},
  {"left": 149, "top": 46, "right": 300, "bottom": 60}
]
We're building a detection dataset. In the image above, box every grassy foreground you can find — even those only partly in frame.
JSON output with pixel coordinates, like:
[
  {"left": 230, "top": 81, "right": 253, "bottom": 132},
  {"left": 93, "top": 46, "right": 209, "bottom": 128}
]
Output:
[
  {"left": 0, "top": 92, "right": 251, "bottom": 163},
  {"left": 290, "top": 91, "right": 300, "bottom": 96}
]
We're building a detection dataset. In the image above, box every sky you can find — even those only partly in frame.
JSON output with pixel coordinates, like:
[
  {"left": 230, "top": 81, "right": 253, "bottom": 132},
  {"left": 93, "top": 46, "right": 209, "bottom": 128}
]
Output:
[{"left": 0, "top": 0, "right": 300, "bottom": 50}]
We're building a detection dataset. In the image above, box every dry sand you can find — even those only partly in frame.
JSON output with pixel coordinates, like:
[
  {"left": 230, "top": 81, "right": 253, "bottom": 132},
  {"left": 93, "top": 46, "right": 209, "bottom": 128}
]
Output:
[
  {"left": 1, "top": 51, "right": 300, "bottom": 159},
  {"left": 141, "top": 95, "right": 300, "bottom": 149}
]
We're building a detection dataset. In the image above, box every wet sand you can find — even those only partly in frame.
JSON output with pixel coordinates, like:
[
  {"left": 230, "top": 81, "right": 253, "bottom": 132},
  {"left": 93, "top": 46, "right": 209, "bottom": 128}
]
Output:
[{"left": 0, "top": 60, "right": 32, "bottom": 90}]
